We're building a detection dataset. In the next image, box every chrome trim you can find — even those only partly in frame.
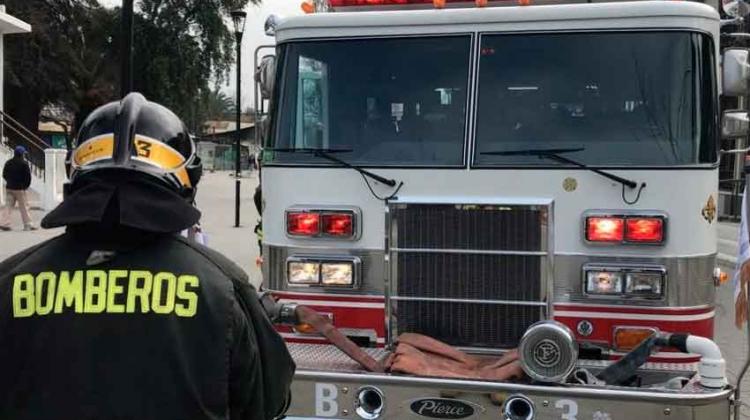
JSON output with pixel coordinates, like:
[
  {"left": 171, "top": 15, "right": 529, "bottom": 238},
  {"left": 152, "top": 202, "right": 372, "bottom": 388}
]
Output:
[
  {"left": 391, "top": 247, "right": 547, "bottom": 256},
  {"left": 503, "top": 395, "right": 535, "bottom": 420},
  {"left": 554, "top": 302, "right": 713, "bottom": 312},
  {"left": 385, "top": 201, "right": 553, "bottom": 348},
  {"left": 518, "top": 321, "right": 578, "bottom": 383},
  {"left": 582, "top": 263, "right": 666, "bottom": 301},
  {"left": 265, "top": 245, "right": 716, "bottom": 308},
  {"left": 582, "top": 209, "right": 668, "bottom": 246},
  {"left": 390, "top": 196, "right": 554, "bottom": 206},
  {"left": 265, "top": 245, "right": 384, "bottom": 294},
  {"left": 284, "top": 205, "right": 362, "bottom": 240},
  {"left": 292, "top": 370, "right": 734, "bottom": 403},
  {"left": 383, "top": 204, "right": 392, "bottom": 349},
  {"left": 285, "top": 255, "right": 362, "bottom": 289},
  {"left": 554, "top": 254, "right": 715, "bottom": 307},
  {"left": 355, "top": 386, "right": 385, "bottom": 420},
  {"left": 391, "top": 296, "right": 547, "bottom": 306},
  {"left": 547, "top": 200, "right": 556, "bottom": 319}
]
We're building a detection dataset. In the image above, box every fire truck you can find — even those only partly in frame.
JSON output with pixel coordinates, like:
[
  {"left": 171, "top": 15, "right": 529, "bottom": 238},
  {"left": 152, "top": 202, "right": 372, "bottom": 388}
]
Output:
[{"left": 253, "top": 0, "right": 750, "bottom": 418}]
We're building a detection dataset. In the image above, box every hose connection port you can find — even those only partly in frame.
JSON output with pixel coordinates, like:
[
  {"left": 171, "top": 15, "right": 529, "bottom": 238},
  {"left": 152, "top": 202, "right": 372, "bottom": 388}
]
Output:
[
  {"left": 355, "top": 386, "right": 385, "bottom": 419},
  {"left": 503, "top": 395, "right": 535, "bottom": 420}
]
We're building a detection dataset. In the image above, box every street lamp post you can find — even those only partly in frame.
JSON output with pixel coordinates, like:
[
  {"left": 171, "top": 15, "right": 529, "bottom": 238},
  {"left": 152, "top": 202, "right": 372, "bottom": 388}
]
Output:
[
  {"left": 121, "top": 0, "right": 134, "bottom": 97},
  {"left": 231, "top": 10, "right": 247, "bottom": 228}
]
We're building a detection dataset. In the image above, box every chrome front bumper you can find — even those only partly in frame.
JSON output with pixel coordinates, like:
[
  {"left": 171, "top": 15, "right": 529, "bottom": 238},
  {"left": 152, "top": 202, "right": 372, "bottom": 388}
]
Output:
[{"left": 285, "top": 343, "right": 733, "bottom": 420}]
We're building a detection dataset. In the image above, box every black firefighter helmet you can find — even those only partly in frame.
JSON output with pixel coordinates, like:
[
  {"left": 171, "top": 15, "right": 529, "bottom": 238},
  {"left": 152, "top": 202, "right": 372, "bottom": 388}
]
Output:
[
  {"left": 68, "top": 92, "right": 202, "bottom": 199},
  {"left": 42, "top": 93, "right": 202, "bottom": 233}
]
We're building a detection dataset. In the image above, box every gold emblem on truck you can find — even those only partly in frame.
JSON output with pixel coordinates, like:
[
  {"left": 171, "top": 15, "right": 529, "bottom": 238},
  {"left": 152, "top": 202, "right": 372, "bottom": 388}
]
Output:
[
  {"left": 562, "top": 177, "right": 577, "bottom": 192},
  {"left": 702, "top": 195, "right": 716, "bottom": 224}
]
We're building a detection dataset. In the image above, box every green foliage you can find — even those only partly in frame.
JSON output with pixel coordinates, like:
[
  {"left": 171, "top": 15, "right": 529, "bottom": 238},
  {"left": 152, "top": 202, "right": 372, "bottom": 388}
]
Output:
[
  {"left": 203, "top": 89, "right": 236, "bottom": 120},
  {"left": 4, "top": 0, "right": 253, "bottom": 136},
  {"left": 133, "top": 0, "right": 252, "bottom": 131},
  {"left": 4, "top": 0, "right": 120, "bottom": 132}
]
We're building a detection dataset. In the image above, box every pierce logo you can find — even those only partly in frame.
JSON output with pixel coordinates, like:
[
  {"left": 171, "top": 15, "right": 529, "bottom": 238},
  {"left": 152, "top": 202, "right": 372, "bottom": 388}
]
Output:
[{"left": 409, "top": 398, "right": 479, "bottom": 419}]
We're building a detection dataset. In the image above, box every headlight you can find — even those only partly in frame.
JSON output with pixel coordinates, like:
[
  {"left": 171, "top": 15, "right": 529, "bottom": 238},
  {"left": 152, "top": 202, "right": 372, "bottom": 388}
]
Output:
[
  {"left": 288, "top": 261, "right": 320, "bottom": 284},
  {"left": 286, "top": 257, "right": 360, "bottom": 287},
  {"left": 321, "top": 262, "right": 354, "bottom": 286},
  {"left": 585, "top": 270, "right": 623, "bottom": 295},
  {"left": 584, "top": 264, "right": 665, "bottom": 299},
  {"left": 625, "top": 271, "right": 663, "bottom": 298}
]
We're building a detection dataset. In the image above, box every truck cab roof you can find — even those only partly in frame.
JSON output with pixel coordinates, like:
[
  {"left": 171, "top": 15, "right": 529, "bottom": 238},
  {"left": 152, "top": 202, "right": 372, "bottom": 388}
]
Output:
[{"left": 274, "top": 1, "right": 719, "bottom": 42}]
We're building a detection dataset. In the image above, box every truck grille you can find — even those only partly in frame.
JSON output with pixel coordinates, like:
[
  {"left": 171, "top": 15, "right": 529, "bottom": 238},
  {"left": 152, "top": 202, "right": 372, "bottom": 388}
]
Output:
[{"left": 387, "top": 202, "right": 551, "bottom": 349}]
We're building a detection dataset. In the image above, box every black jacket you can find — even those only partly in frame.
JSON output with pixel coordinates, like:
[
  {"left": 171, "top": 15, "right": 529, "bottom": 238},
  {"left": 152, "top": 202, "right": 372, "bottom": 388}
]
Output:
[
  {"left": 3, "top": 156, "right": 31, "bottom": 190},
  {"left": 0, "top": 225, "right": 295, "bottom": 420}
]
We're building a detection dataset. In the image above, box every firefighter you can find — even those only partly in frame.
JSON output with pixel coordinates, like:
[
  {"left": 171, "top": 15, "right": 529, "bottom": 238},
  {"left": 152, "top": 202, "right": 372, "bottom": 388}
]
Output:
[{"left": 0, "top": 93, "right": 294, "bottom": 420}]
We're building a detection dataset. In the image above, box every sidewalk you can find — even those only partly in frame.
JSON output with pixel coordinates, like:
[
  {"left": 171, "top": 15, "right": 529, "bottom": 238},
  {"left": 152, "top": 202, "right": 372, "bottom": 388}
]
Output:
[{"left": 0, "top": 171, "right": 262, "bottom": 285}]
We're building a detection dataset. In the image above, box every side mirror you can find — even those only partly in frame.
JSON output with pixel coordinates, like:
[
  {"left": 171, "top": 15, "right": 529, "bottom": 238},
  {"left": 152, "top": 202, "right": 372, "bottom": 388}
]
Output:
[
  {"left": 264, "top": 14, "right": 281, "bottom": 36},
  {"left": 259, "top": 116, "right": 270, "bottom": 145},
  {"left": 723, "top": 0, "right": 750, "bottom": 17},
  {"left": 723, "top": 48, "right": 750, "bottom": 96},
  {"left": 722, "top": 110, "right": 749, "bottom": 139},
  {"left": 256, "top": 55, "right": 276, "bottom": 100}
]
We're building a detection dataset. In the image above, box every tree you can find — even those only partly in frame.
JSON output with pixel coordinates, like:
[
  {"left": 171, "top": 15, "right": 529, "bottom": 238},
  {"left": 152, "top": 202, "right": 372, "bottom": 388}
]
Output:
[
  {"left": 4, "top": 0, "right": 119, "bottom": 138},
  {"left": 3, "top": 0, "right": 253, "bottom": 140},
  {"left": 132, "top": 0, "right": 253, "bottom": 131},
  {"left": 203, "top": 89, "right": 235, "bottom": 120}
]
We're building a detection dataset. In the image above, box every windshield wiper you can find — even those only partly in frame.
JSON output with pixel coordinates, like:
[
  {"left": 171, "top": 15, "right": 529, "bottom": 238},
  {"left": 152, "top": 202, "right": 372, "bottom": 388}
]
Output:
[
  {"left": 268, "top": 147, "right": 397, "bottom": 187},
  {"left": 481, "top": 147, "right": 638, "bottom": 189}
]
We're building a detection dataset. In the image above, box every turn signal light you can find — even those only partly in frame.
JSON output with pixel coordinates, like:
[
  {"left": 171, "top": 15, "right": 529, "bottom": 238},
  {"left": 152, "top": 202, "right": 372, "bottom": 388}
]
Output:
[
  {"left": 287, "top": 212, "right": 320, "bottom": 236},
  {"left": 614, "top": 327, "right": 657, "bottom": 351},
  {"left": 625, "top": 218, "right": 664, "bottom": 243},
  {"left": 586, "top": 217, "right": 624, "bottom": 242},
  {"left": 301, "top": 0, "right": 315, "bottom": 12},
  {"left": 294, "top": 313, "right": 333, "bottom": 335},
  {"left": 322, "top": 213, "right": 354, "bottom": 237},
  {"left": 294, "top": 322, "right": 318, "bottom": 334}
]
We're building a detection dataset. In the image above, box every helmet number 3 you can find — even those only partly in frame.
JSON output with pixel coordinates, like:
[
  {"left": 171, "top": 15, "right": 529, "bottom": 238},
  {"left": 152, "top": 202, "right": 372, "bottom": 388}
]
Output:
[
  {"left": 555, "top": 399, "right": 578, "bottom": 420},
  {"left": 136, "top": 139, "right": 152, "bottom": 158}
]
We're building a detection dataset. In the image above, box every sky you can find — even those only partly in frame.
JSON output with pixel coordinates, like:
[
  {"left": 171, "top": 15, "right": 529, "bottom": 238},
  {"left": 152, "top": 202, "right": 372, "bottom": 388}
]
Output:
[{"left": 97, "top": 0, "right": 302, "bottom": 109}]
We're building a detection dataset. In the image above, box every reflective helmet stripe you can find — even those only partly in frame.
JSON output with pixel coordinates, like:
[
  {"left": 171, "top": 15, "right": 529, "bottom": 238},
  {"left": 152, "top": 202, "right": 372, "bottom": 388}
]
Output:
[
  {"left": 73, "top": 133, "right": 192, "bottom": 188},
  {"left": 132, "top": 135, "right": 192, "bottom": 187},
  {"left": 72, "top": 134, "right": 114, "bottom": 167}
]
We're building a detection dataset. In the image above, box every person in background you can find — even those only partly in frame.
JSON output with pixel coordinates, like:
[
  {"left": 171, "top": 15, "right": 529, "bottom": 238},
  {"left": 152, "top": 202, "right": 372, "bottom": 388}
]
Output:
[{"left": 0, "top": 145, "right": 36, "bottom": 231}]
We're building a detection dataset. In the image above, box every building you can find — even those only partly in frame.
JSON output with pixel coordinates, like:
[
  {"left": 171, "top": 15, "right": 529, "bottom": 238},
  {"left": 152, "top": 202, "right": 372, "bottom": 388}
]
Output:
[
  {"left": 0, "top": 5, "right": 31, "bottom": 120},
  {"left": 197, "top": 120, "right": 258, "bottom": 171}
]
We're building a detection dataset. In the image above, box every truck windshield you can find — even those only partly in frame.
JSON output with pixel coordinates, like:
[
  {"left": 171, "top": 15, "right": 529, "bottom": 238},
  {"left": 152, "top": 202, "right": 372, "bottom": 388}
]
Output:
[
  {"left": 269, "top": 36, "right": 472, "bottom": 166},
  {"left": 474, "top": 31, "right": 717, "bottom": 167}
]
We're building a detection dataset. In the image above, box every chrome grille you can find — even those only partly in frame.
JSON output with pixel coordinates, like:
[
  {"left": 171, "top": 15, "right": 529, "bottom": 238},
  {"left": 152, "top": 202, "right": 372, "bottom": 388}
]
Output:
[{"left": 387, "top": 202, "right": 551, "bottom": 349}]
